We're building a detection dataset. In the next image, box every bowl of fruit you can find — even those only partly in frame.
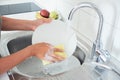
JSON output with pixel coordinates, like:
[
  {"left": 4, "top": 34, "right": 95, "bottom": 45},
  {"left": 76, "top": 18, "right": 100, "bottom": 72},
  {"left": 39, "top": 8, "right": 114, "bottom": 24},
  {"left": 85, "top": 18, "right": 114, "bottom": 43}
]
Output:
[{"left": 36, "top": 9, "right": 61, "bottom": 20}]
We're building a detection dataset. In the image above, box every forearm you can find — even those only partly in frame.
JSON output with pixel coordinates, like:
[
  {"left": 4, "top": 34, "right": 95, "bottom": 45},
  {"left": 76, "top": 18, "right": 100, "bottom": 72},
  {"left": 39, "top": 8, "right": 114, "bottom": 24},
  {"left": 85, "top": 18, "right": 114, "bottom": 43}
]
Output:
[
  {"left": 0, "top": 46, "right": 32, "bottom": 74},
  {"left": 1, "top": 16, "right": 34, "bottom": 31}
]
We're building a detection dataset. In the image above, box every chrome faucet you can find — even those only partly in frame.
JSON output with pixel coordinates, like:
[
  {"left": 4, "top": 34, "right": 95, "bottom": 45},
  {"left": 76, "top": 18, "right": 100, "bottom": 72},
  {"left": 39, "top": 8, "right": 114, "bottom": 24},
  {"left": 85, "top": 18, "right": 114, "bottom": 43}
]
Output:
[{"left": 68, "top": 2, "right": 110, "bottom": 63}]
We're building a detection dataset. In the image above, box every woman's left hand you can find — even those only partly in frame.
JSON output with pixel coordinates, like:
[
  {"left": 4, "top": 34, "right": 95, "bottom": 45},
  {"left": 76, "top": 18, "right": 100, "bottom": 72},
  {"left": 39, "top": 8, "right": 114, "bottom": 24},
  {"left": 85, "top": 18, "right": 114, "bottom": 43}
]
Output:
[{"left": 31, "top": 18, "right": 52, "bottom": 30}]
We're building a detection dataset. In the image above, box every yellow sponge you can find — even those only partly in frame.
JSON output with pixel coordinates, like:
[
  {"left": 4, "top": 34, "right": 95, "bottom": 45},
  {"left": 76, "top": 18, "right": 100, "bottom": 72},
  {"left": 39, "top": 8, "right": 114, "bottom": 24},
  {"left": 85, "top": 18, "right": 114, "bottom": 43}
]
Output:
[
  {"left": 42, "top": 44, "right": 67, "bottom": 65},
  {"left": 54, "top": 44, "right": 67, "bottom": 59}
]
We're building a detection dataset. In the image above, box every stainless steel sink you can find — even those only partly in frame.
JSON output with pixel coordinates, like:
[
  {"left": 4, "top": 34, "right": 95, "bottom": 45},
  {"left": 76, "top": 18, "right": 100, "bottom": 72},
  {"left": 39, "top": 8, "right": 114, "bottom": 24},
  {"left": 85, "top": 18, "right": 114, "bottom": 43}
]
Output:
[
  {"left": 0, "top": 31, "right": 86, "bottom": 80},
  {"left": 1, "top": 32, "right": 119, "bottom": 80}
]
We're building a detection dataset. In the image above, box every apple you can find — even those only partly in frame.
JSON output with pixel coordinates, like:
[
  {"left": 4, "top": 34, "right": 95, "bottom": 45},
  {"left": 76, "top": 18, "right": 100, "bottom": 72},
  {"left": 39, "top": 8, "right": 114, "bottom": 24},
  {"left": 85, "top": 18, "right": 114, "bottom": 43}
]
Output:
[
  {"left": 36, "top": 12, "right": 44, "bottom": 19},
  {"left": 49, "top": 11, "right": 59, "bottom": 19},
  {"left": 40, "top": 9, "right": 50, "bottom": 18}
]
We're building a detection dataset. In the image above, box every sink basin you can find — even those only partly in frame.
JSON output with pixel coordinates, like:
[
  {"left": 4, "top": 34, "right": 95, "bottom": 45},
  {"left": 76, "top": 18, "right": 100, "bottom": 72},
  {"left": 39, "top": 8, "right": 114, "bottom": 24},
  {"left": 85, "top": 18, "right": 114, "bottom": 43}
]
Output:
[
  {"left": 0, "top": 31, "right": 86, "bottom": 79},
  {"left": 3, "top": 31, "right": 119, "bottom": 80},
  {"left": 7, "top": 34, "right": 32, "bottom": 54}
]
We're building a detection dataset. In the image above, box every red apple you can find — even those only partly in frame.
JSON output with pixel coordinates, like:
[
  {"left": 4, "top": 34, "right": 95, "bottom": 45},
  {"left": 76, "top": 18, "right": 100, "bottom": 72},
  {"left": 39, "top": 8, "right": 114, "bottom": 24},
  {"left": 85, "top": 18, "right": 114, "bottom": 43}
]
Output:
[{"left": 40, "top": 9, "right": 50, "bottom": 18}]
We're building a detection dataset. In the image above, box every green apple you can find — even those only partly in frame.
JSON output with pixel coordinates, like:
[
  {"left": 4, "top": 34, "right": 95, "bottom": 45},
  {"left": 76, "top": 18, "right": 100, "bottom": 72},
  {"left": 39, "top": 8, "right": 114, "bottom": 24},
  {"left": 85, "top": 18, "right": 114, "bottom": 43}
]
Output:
[{"left": 49, "top": 11, "right": 59, "bottom": 19}]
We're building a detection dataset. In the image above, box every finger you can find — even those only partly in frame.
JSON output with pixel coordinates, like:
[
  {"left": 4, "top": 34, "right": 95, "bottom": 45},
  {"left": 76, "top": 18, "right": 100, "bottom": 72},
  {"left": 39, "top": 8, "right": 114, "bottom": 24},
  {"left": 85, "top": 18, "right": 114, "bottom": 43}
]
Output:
[
  {"left": 43, "top": 18, "right": 52, "bottom": 23},
  {"left": 43, "top": 55, "right": 59, "bottom": 63},
  {"left": 49, "top": 58, "right": 60, "bottom": 63},
  {"left": 50, "top": 53, "right": 65, "bottom": 61},
  {"left": 43, "top": 54, "right": 65, "bottom": 63},
  {"left": 42, "top": 42, "right": 54, "bottom": 48},
  {"left": 37, "top": 42, "right": 54, "bottom": 48},
  {"left": 54, "top": 48, "right": 64, "bottom": 52}
]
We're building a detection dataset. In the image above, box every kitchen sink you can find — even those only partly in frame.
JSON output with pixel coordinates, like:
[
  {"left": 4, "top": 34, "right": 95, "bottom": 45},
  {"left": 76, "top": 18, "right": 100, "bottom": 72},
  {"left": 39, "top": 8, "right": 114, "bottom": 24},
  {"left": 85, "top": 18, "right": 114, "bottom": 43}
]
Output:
[
  {"left": 0, "top": 31, "right": 86, "bottom": 80},
  {"left": 2, "top": 31, "right": 119, "bottom": 80},
  {"left": 7, "top": 34, "right": 32, "bottom": 54}
]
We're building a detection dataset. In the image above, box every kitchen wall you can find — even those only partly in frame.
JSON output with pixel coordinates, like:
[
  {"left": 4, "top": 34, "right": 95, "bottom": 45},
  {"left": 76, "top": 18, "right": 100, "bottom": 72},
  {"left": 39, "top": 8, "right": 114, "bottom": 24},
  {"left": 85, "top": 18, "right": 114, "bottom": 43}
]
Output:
[{"left": 36, "top": 0, "right": 120, "bottom": 61}]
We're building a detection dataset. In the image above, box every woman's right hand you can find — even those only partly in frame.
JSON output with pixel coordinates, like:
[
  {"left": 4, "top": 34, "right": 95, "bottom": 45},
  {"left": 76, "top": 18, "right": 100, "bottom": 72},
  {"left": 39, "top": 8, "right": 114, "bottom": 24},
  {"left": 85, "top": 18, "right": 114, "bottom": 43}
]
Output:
[{"left": 28, "top": 42, "right": 65, "bottom": 62}]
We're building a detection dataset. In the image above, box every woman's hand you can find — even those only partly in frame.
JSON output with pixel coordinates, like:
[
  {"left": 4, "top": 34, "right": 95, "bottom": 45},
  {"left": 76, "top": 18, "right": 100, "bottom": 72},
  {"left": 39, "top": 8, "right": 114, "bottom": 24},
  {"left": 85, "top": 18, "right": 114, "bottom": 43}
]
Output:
[
  {"left": 28, "top": 42, "right": 65, "bottom": 62},
  {"left": 31, "top": 18, "right": 52, "bottom": 30}
]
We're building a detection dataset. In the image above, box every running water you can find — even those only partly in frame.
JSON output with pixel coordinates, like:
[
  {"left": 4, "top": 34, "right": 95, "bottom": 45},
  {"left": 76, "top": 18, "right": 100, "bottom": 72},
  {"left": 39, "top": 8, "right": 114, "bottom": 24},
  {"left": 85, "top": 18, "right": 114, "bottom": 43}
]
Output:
[{"left": 65, "top": 20, "right": 77, "bottom": 57}]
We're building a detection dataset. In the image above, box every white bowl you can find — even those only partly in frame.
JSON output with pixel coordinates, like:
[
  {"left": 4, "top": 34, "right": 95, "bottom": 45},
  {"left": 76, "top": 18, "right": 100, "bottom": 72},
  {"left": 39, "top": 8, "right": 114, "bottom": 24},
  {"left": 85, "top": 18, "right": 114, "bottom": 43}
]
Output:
[{"left": 32, "top": 20, "right": 77, "bottom": 57}]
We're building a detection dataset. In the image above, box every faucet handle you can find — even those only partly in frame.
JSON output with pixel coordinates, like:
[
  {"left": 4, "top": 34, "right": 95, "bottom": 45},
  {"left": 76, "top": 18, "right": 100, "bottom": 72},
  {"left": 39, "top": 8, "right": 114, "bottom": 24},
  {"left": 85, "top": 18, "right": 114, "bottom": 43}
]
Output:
[{"left": 96, "top": 49, "right": 111, "bottom": 62}]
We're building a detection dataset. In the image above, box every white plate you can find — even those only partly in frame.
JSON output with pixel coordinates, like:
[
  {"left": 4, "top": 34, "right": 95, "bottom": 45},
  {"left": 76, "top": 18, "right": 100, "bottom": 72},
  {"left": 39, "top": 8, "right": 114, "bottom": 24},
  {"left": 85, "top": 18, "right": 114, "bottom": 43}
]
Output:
[
  {"left": 14, "top": 20, "right": 78, "bottom": 77},
  {"left": 32, "top": 20, "right": 77, "bottom": 57}
]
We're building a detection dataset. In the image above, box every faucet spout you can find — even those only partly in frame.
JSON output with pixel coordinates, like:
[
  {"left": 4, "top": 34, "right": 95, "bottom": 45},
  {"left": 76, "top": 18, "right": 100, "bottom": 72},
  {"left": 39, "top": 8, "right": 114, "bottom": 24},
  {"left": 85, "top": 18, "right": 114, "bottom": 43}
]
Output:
[
  {"left": 68, "top": 2, "right": 110, "bottom": 63},
  {"left": 68, "top": 2, "right": 103, "bottom": 47}
]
